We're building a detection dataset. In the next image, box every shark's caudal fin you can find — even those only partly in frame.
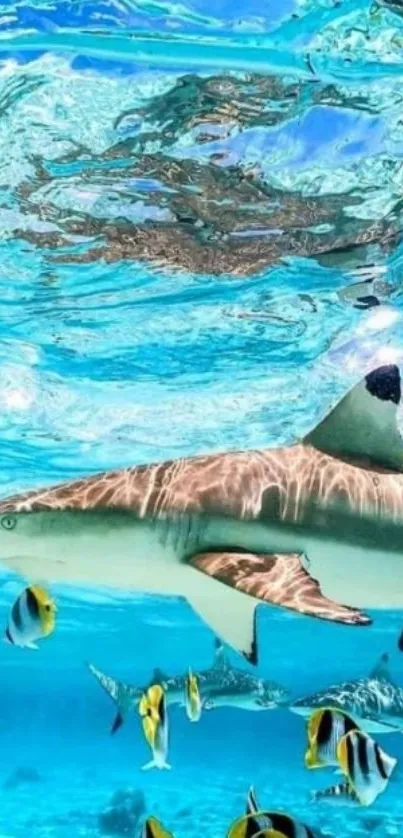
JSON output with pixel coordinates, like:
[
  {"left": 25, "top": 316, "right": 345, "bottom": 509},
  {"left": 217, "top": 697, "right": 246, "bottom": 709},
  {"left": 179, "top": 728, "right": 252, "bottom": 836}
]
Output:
[
  {"left": 304, "top": 364, "right": 403, "bottom": 470},
  {"left": 87, "top": 662, "right": 136, "bottom": 734}
]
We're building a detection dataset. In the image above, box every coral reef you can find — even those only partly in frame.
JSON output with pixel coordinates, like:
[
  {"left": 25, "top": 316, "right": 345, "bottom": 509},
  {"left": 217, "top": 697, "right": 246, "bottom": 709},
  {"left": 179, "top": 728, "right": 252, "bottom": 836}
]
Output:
[{"left": 98, "top": 788, "right": 146, "bottom": 836}]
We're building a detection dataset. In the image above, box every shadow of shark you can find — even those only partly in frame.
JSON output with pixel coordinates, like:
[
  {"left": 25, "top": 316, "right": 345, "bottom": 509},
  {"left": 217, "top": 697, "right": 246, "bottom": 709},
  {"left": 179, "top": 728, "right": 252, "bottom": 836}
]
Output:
[
  {"left": 291, "top": 653, "right": 403, "bottom": 734},
  {"left": 88, "top": 639, "right": 290, "bottom": 733}
]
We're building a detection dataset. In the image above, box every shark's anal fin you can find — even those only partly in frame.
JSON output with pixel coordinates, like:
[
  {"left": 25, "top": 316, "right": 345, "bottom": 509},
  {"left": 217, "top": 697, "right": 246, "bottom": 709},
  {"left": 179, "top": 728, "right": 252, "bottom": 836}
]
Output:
[
  {"left": 304, "top": 364, "right": 403, "bottom": 470},
  {"left": 190, "top": 550, "right": 371, "bottom": 635}
]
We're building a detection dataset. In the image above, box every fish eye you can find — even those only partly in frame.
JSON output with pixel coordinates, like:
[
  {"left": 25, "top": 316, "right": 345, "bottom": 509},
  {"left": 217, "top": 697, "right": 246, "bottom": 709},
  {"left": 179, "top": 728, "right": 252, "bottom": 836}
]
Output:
[
  {"left": 45, "top": 604, "right": 51, "bottom": 612},
  {"left": 1, "top": 515, "right": 16, "bottom": 531}
]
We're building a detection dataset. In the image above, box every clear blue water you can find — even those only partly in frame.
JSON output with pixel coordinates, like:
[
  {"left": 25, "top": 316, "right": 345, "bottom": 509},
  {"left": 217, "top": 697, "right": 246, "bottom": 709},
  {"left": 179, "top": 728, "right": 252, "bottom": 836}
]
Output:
[{"left": 1, "top": 0, "right": 403, "bottom": 835}]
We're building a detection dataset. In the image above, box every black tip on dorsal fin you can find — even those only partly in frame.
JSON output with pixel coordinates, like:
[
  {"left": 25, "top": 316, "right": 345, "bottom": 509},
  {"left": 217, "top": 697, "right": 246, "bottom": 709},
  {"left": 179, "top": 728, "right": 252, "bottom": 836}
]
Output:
[
  {"left": 369, "top": 652, "right": 391, "bottom": 682},
  {"left": 304, "top": 363, "right": 403, "bottom": 470},
  {"left": 365, "top": 365, "right": 401, "bottom": 405},
  {"left": 151, "top": 667, "right": 167, "bottom": 684}
]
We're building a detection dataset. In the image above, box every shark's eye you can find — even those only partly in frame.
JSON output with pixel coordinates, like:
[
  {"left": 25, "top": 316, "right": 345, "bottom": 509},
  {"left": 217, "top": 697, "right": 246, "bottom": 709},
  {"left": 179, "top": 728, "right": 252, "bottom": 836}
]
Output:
[{"left": 1, "top": 515, "right": 16, "bottom": 531}]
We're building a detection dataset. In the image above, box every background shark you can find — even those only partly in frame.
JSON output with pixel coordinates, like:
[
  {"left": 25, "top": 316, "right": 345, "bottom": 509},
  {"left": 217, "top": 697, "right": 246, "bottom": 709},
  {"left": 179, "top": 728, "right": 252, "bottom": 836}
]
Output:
[
  {"left": 290, "top": 653, "right": 403, "bottom": 734},
  {"left": 1, "top": 364, "right": 403, "bottom": 664},
  {"left": 88, "top": 639, "right": 290, "bottom": 733}
]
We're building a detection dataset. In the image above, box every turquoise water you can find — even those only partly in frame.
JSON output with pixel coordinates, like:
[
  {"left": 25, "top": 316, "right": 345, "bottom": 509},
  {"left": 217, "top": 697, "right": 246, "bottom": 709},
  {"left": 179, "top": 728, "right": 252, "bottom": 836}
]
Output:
[{"left": 2, "top": 0, "right": 403, "bottom": 836}]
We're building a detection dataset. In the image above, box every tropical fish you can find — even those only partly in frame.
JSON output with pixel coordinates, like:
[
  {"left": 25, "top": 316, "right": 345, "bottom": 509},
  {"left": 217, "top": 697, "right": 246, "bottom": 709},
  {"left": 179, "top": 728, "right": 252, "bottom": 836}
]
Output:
[
  {"left": 184, "top": 669, "right": 202, "bottom": 722},
  {"left": 2, "top": 364, "right": 403, "bottom": 661},
  {"left": 5, "top": 585, "right": 56, "bottom": 650},
  {"left": 305, "top": 707, "right": 359, "bottom": 769},
  {"left": 243, "top": 787, "right": 318, "bottom": 837},
  {"left": 139, "top": 684, "right": 170, "bottom": 770},
  {"left": 87, "top": 639, "right": 289, "bottom": 734},
  {"left": 311, "top": 781, "right": 361, "bottom": 807},
  {"left": 142, "top": 817, "right": 174, "bottom": 838},
  {"left": 229, "top": 812, "right": 317, "bottom": 838},
  {"left": 337, "top": 728, "right": 397, "bottom": 806},
  {"left": 291, "top": 654, "right": 403, "bottom": 735}
]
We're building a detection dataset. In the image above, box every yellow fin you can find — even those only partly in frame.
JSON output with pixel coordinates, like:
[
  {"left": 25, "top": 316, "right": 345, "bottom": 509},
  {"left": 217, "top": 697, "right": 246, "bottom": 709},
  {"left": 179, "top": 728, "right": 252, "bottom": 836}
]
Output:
[
  {"left": 142, "top": 715, "right": 157, "bottom": 748},
  {"left": 337, "top": 732, "right": 349, "bottom": 778},
  {"left": 143, "top": 817, "right": 175, "bottom": 838},
  {"left": 227, "top": 813, "right": 274, "bottom": 838},
  {"left": 307, "top": 708, "right": 323, "bottom": 745},
  {"left": 305, "top": 746, "right": 320, "bottom": 769},
  {"left": 139, "top": 693, "right": 149, "bottom": 718}
]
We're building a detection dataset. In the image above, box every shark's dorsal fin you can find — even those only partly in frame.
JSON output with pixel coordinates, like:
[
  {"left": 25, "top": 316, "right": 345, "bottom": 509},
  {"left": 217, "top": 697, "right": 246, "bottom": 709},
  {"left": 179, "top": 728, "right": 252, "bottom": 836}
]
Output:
[
  {"left": 304, "top": 364, "right": 403, "bottom": 470},
  {"left": 369, "top": 652, "right": 392, "bottom": 682},
  {"left": 213, "top": 637, "right": 228, "bottom": 670},
  {"left": 149, "top": 667, "right": 169, "bottom": 685}
]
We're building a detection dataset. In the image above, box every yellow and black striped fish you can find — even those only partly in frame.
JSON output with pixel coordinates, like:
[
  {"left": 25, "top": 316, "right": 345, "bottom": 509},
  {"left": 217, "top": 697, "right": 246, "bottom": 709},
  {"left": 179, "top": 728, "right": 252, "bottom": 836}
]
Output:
[
  {"left": 305, "top": 707, "right": 359, "bottom": 769},
  {"left": 142, "top": 817, "right": 174, "bottom": 838},
  {"left": 234, "top": 786, "right": 315, "bottom": 838},
  {"left": 311, "top": 781, "right": 360, "bottom": 807},
  {"left": 139, "top": 684, "right": 170, "bottom": 770},
  {"left": 228, "top": 811, "right": 317, "bottom": 838},
  {"left": 5, "top": 586, "right": 56, "bottom": 650},
  {"left": 337, "top": 729, "right": 397, "bottom": 806}
]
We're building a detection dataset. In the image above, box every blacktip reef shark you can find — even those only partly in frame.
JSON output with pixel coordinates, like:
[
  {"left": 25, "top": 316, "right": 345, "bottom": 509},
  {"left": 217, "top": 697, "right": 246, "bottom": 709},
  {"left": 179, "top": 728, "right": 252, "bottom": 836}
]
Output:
[
  {"left": 291, "top": 653, "right": 403, "bottom": 735},
  {"left": 88, "top": 639, "right": 290, "bottom": 733},
  {"left": 2, "top": 363, "right": 403, "bottom": 663}
]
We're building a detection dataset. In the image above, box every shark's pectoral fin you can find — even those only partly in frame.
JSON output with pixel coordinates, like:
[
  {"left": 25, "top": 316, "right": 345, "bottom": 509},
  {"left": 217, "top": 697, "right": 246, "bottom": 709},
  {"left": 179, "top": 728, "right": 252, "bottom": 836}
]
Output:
[
  {"left": 190, "top": 550, "right": 371, "bottom": 627},
  {"left": 304, "top": 363, "right": 403, "bottom": 470}
]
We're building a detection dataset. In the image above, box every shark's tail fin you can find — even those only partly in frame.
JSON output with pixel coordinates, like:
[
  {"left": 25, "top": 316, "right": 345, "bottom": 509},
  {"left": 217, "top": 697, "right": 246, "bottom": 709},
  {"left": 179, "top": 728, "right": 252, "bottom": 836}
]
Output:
[{"left": 87, "top": 662, "right": 135, "bottom": 734}]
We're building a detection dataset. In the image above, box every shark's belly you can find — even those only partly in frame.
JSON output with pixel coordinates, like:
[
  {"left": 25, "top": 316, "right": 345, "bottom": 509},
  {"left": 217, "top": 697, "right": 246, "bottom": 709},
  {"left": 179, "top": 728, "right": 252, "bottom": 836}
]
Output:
[
  {"left": 0, "top": 518, "right": 186, "bottom": 595},
  {"left": 3, "top": 508, "right": 403, "bottom": 610},
  {"left": 305, "top": 538, "right": 403, "bottom": 609}
]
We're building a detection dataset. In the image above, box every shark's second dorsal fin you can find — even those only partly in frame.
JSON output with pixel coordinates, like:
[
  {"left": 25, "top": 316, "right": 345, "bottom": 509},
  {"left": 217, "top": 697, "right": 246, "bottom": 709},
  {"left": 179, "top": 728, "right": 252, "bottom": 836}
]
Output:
[
  {"left": 369, "top": 653, "right": 392, "bottom": 682},
  {"left": 304, "top": 364, "right": 403, "bottom": 470},
  {"left": 213, "top": 637, "right": 228, "bottom": 670}
]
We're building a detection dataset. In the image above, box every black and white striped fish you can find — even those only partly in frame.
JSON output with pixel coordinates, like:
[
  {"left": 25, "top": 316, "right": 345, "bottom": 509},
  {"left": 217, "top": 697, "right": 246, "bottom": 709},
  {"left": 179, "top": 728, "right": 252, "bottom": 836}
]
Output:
[
  {"left": 241, "top": 787, "right": 317, "bottom": 838},
  {"left": 305, "top": 707, "right": 359, "bottom": 769},
  {"left": 337, "top": 729, "right": 397, "bottom": 806},
  {"left": 311, "top": 781, "right": 360, "bottom": 807},
  {"left": 5, "top": 586, "right": 56, "bottom": 650}
]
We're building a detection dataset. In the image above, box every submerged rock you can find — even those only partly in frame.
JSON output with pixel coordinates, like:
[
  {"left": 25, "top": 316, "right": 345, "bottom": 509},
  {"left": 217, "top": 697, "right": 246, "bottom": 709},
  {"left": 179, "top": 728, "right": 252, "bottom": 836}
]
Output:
[
  {"left": 98, "top": 788, "right": 146, "bottom": 836},
  {"left": 3, "top": 766, "right": 43, "bottom": 791}
]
